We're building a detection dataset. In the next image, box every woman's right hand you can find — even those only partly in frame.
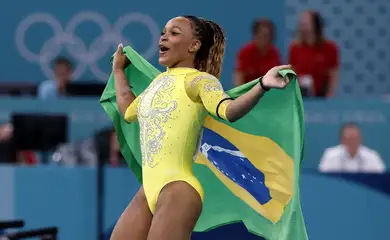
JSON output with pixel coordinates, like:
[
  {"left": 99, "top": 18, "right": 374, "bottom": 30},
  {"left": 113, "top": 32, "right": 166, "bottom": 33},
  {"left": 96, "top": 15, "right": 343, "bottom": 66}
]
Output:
[{"left": 113, "top": 43, "right": 131, "bottom": 71}]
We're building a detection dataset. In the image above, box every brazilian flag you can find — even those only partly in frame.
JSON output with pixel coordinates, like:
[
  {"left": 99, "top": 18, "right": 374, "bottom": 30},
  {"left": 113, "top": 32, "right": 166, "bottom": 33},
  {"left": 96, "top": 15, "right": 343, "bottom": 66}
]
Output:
[{"left": 100, "top": 46, "right": 308, "bottom": 240}]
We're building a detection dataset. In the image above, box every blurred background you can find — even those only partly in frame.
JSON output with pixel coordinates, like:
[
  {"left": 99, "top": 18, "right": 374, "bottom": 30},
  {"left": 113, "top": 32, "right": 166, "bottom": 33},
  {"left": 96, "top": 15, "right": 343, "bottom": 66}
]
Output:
[{"left": 0, "top": 0, "right": 389, "bottom": 239}]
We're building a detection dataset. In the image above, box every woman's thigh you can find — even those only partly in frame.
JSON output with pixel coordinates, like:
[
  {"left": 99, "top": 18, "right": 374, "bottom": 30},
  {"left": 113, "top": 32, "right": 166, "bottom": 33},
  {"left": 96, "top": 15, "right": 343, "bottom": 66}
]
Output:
[
  {"left": 110, "top": 186, "right": 153, "bottom": 240},
  {"left": 147, "top": 181, "right": 203, "bottom": 240}
]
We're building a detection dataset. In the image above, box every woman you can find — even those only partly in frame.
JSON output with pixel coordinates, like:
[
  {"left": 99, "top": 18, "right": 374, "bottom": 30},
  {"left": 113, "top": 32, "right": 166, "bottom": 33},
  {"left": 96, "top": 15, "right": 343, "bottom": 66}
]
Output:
[
  {"left": 111, "top": 15, "right": 291, "bottom": 240},
  {"left": 234, "top": 18, "right": 281, "bottom": 86},
  {"left": 288, "top": 10, "right": 339, "bottom": 97}
]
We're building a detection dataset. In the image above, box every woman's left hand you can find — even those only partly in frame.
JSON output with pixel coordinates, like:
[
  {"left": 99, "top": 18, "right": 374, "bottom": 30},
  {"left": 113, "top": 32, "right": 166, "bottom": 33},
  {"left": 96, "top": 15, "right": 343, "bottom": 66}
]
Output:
[
  {"left": 262, "top": 65, "right": 292, "bottom": 89},
  {"left": 113, "top": 43, "right": 131, "bottom": 71}
]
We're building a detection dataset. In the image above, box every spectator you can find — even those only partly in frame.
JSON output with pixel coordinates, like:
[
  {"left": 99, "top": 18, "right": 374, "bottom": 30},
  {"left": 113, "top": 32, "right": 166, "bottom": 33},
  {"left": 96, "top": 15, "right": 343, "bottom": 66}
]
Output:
[
  {"left": 234, "top": 18, "right": 281, "bottom": 86},
  {"left": 319, "top": 123, "right": 385, "bottom": 173},
  {"left": 288, "top": 10, "right": 339, "bottom": 97},
  {"left": 0, "top": 123, "right": 37, "bottom": 164},
  {"left": 38, "top": 57, "right": 73, "bottom": 99}
]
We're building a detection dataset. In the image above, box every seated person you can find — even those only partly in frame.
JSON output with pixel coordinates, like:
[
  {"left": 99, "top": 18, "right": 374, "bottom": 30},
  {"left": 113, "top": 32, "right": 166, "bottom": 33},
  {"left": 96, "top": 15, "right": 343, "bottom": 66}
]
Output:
[
  {"left": 38, "top": 57, "right": 73, "bottom": 99},
  {"left": 319, "top": 123, "right": 385, "bottom": 173}
]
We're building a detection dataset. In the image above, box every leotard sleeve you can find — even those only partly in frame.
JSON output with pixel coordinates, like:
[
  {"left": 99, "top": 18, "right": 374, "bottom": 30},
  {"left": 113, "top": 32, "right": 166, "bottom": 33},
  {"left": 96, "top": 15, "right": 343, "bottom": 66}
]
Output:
[
  {"left": 185, "top": 72, "right": 233, "bottom": 121},
  {"left": 124, "top": 97, "right": 139, "bottom": 122}
]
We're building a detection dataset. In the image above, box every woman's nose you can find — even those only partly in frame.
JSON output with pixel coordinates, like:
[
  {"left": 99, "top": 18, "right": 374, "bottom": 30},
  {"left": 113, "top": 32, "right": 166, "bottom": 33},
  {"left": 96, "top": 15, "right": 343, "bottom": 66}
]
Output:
[{"left": 160, "top": 34, "right": 168, "bottom": 42}]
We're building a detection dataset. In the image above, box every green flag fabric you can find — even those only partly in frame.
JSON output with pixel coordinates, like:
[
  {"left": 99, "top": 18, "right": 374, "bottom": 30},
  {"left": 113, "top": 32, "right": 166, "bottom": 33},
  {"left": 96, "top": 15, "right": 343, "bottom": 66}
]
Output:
[{"left": 100, "top": 46, "right": 308, "bottom": 240}]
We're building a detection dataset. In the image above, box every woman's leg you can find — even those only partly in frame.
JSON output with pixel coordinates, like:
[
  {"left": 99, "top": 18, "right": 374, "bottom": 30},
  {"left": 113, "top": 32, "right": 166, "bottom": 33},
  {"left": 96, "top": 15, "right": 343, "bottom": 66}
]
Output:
[
  {"left": 147, "top": 181, "right": 202, "bottom": 240},
  {"left": 110, "top": 186, "right": 153, "bottom": 240}
]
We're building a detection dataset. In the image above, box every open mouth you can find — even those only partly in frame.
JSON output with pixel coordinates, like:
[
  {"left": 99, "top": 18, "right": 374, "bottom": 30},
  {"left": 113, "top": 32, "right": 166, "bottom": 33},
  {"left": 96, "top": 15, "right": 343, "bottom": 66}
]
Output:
[{"left": 159, "top": 45, "right": 170, "bottom": 54}]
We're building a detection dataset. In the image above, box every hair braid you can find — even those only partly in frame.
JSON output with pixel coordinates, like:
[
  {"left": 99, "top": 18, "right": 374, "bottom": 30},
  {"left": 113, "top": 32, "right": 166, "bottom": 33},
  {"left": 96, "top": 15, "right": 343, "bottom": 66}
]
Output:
[
  {"left": 201, "top": 19, "right": 226, "bottom": 78},
  {"left": 184, "top": 16, "right": 226, "bottom": 79}
]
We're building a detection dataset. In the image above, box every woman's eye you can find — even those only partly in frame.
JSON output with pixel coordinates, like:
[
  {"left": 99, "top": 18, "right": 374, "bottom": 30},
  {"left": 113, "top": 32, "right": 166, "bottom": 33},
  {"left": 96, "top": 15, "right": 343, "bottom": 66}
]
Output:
[
  {"left": 171, "top": 32, "right": 179, "bottom": 36},
  {"left": 160, "top": 32, "right": 165, "bottom": 36}
]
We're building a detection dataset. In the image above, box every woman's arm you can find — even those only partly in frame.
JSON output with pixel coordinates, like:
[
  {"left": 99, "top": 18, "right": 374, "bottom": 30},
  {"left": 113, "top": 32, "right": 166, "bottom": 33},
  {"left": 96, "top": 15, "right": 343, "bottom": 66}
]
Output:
[
  {"left": 187, "top": 65, "right": 291, "bottom": 123},
  {"left": 326, "top": 69, "right": 338, "bottom": 97},
  {"left": 114, "top": 69, "right": 136, "bottom": 116},
  {"left": 191, "top": 77, "right": 263, "bottom": 123},
  {"left": 233, "top": 48, "right": 249, "bottom": 87},
  {"left": 227, "top": 65, "right": 292, "bottom": 122},
  {"left": 326, "top": 44, "right": 340, "bottom": 97},
  {"left": 225, "top": 83, "right": 265, "bottom": 122},
  {"left": 112, "top": 44, "right": 136, "bottom": 117}
]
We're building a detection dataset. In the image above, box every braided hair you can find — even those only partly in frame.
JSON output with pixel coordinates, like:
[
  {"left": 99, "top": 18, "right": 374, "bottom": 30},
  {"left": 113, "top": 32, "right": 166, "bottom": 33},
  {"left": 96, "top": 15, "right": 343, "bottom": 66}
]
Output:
[{"left": 183, "top": 16, "right": 226, "bottom": 79}]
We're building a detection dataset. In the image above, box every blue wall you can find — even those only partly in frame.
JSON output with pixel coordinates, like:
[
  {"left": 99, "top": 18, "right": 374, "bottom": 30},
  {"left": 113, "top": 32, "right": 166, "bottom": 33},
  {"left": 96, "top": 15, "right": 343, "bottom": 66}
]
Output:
[
  {"left": 0, "top": 0, "right": 285, "bottom": 90},
  {"left": 304, "top": 98, "right": 390, "bottom": 169},
  {"left": 285, "top": 0, "right": 390, "bottom": 95},
  {"left": 2, "top": 0, "right": 389, "bottom": 95},
  {"left": 0, "top": 166, "right": 389, "bottom": 240}
]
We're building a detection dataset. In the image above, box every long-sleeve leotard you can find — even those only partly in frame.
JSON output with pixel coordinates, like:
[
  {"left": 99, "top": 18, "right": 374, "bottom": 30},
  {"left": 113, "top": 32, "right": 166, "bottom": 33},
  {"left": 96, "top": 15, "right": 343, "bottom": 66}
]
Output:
[{"left": 123, "top": 67, "right": 232, "bottom": 213}]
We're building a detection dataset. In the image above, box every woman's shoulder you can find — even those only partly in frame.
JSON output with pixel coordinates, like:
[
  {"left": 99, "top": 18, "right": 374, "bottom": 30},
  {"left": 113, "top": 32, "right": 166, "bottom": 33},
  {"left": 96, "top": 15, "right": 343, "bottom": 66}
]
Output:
[
  {"left": 193, "top": 71, "right": 218, "bottom": 80},
  {"left": 152, "top": 72, "right": 166, "bottom": 81},
  {"left": 185, "top": 71, "right": 218, "bottom": 84},
  {"left": 323, "top": 39, "right": 339, "bottom": 50},
  {"left": 288, "top": 40, "right": 302, "bottom": 49},
  {"left": 238, "top": 41, "right": 257, "bottom": 55}
]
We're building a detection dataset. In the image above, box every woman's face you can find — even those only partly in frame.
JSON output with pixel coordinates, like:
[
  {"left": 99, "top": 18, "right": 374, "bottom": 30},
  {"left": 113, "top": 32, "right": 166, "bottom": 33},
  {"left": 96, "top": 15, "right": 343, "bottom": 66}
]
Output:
[
  {"left": 255, "top": 25, "right": 272, "bottom": 48},
  {"left": 158, "top": 17, "right": 201, "bottom": 67},
  {"left": 299, "top": 12, "right": 315, "bottom": 38}
]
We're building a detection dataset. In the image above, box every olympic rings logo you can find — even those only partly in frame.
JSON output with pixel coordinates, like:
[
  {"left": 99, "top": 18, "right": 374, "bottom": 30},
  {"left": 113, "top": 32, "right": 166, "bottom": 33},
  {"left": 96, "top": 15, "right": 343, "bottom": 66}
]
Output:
[{"left": 15, "top": 11, "right": 160, "bottom": 81}]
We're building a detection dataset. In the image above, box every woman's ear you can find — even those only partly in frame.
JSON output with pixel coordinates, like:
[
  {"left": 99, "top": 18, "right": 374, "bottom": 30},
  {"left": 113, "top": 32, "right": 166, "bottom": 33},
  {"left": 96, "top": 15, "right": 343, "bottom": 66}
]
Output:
[{"left": 189, "top": 39, "right": 201, "bottom": 53}]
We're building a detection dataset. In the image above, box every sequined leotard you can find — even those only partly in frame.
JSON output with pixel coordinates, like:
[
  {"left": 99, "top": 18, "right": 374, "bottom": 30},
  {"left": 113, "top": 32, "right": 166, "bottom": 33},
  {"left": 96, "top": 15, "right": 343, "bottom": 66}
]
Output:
[{"left": 124, "top": 67, "right": 232, "bottom": 213}]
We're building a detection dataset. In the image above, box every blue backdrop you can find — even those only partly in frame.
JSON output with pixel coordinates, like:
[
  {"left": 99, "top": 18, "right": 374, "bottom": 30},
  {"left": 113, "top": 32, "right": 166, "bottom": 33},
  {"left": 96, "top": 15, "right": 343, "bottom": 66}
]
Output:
[
  {"left": 0, "top": 166, "right": 389, "bottom": 240},
  {"left": 0, "top": 0, "right": 286, "bottom": 90},
  {"left": 1, "top": 0, "right": 389, "bottom": 95}
]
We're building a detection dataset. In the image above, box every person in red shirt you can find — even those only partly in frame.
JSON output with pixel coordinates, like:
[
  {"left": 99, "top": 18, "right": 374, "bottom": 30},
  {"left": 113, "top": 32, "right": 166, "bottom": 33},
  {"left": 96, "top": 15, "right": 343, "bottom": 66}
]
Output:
[
  {"left": 234, "top": 19, "right": 281, "bottom": 86},
  {"left": 288, "top": 10, "right": 339, "bottom": 97}
]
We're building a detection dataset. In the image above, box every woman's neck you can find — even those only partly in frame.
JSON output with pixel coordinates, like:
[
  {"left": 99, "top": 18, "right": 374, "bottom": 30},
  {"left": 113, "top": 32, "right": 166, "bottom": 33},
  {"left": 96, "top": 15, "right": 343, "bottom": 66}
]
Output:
[
  {"left": 169, "top": 59, "right": 195, "bottom": 69},
  {"left": 255, "top": 43, "right": 270, "bottom": 54},
  {"left": 302, "top": 35, "right": 322, "bottom": 46}
]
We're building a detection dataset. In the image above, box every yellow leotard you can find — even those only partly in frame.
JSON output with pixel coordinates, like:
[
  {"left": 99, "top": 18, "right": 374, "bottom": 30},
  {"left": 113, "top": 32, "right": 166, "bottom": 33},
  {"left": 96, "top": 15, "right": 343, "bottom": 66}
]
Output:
[{"left": 124, "top": 67, "right": 232, "bottom": 213}]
